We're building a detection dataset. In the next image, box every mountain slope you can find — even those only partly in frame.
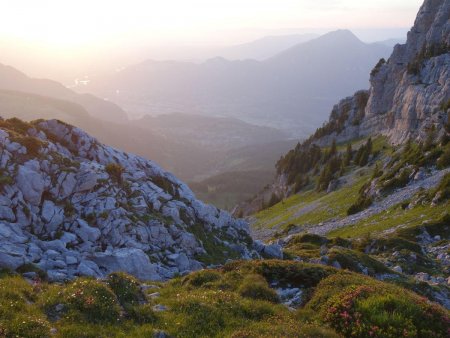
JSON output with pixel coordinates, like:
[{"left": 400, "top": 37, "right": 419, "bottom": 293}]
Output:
[
  {"left": 0, "top": 63, "right": 127, "bottom": 123},
  {"left": 0, "top": 87, "right": 292, "bottom": 186},
  {"left": 216, "top": 33, "right": 319, "bottom": 60},
  {"left": 241, "top": 0, "right": 449, "bottom": 222},
  {"left": 80, "top": 30, "right": 392, "bottom": 135},
  {"left": 232, "top": 0, "right": 450, "bottom": 308},
  {"left": 0, "top": 117, "right": 267, "bottom": 282}
]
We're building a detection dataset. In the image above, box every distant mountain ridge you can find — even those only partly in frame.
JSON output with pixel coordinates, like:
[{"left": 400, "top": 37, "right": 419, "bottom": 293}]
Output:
[
  {"left": 80, "top": 30, "right": 393, "bottom": 136},
  {"left": 0, "top": 63, "right": 127, "bottom": 123},
  {"left": 215, "top": 33, "right": 319, "bottom": 60}
]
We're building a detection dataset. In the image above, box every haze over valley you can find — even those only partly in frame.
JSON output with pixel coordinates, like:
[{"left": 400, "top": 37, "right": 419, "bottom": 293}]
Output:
[{"left": 0, "top": 28, "right": 401, "bottom": 208}]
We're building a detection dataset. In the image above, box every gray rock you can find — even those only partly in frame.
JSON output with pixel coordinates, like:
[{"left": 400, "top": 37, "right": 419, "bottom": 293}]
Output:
[
  {"left": 415, "top": 272, "right": 430, "bottom": 282},
  {"left": 75, "top": 167, "right": 98, "bottom": 192},
  {"left": 0, "top": 118, "right": 254, "bottom": 282},
  {"left": 0, "top": 206, "right": 15, "bottom": 222},
  {"left": 392, "top": 266, "right": 403, "bottom": 273},
  {"left": 0, "top": 251, "right": 25, "bottom": 270},
  {"left": 332, "top": 260, "right": 342, "bottom": 269},
  {"left": 149, "top": 292, "right": 160, "bottom": 299},
  {"left": 255, "top": 241, "right": 283, "bottom": 259},
  {"left": 41, "top": 200, "right": 64, "bottom": 232},
  {"left": 168, "top": 253, "right": 190, "bottom": 272},
  {"left": 74, "top": 219, "right": 101, "bottom": 243},
  {"left": 65, "top": 255, "right": 78, "bottom": 265},
  {"left": 16, "top": 162, "right": 45, "bottom": 206},
  {"left": 47, "top": 270, "right": 67, "bottom": 282},
  {"left": 93, "top": 248, "right": 162, "bottom": 281},
  {"left": 152, "top": 304, "right": 168, "bottom": 312},
  {"left": 77, "top": 260, "right": 102, "bottom": 277}
]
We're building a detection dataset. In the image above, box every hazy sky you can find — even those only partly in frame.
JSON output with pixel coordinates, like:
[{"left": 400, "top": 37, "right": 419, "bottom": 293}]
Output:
[{"left": 0, "top": 0, "right": 423, "bottom": 81}]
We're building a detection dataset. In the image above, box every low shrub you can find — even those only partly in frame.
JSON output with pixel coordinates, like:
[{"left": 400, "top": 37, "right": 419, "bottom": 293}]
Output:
[
  {"left": 238, "top": 274, "right": 279, "bottom": 303},
  {"left": 0, "top": 117, "right": 32, "bottom": 134},
  {"left": 327, "top": 248, "right": 391, "bottom": 276},
  {"left": 16, "top": 136, "right": 43, "bottom": 157},
  {"left": 225, "top": 260, "right": 336, "bottom": 288},
  {"left": 16, "top": 263, "right": 48, "bottom": 281},
  {"left": 105, "top": 163, "right": 125, "bottom": 183},
  {"left": 0, "top": 174, "right": 13, "bottom": 190},
  {"left": 182, "top": 270, "right": 222, "bottom": 288},
  {"left": 61, "top": 278, "right": 121, "bottom": 323},
  {"left": 289, "top": 233, "right": 328, "bottom": 246},
  {"left": 347, "top": 195, "right": 372, "bottom": 215},
  {"left": 437, "top": 147, "right": 450, "bottom": 169},
  {"left": 431, "top": 172, "right": 450, "bottom": 202},
  {"left": 0, "top": 314, "right": 50, "bottom": 338},
  {"left": 307, "top": 273, "right": 449, "bottom": 338},
  {"left": 107, "top": 272, "right": 144, "bottom": 306},
  {"left": 125, "top": 304, "right": 157, "bottom": 324},
  {"left": 381, "top": 167, "right": 412, "bottom": 192}
]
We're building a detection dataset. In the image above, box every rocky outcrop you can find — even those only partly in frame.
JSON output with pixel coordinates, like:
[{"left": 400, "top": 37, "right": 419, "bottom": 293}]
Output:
[
  {"left": 310, "top": 0, "right": 449, "bottom": 145},
  {"left": 0, "top": 118, "right": 258, "bottom": 281}
]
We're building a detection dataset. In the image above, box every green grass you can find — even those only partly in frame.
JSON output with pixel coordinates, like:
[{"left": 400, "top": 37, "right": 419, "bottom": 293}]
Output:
[
  {"left": 1, "top": 260, "right": 448, "bottom": 338},
  {"left": 328, "top": 203, "right": 449, "bottom": 239},
  {"left": 253, "top": 171, "right": 371, "bottom": 231}
]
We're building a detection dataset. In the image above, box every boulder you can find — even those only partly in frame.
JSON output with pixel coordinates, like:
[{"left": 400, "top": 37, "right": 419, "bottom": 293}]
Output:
[
  {"left": 93, "top": 248, "right": 162, "bottom": 281},
  {"left": 0, "top": 251, "right": 25, "bottom": 270},
  {"left": 392, "top": 265, "right": 403, "bottom": 273},
  {"left": 75, "top": 170, "right": 98, "bottom": 192},
  {"left": 77, "top": 260, "right": 102, "bottom": 277},
  {"left": 16, "top": 162, "right": 45, "bottom": 206},
  {"left": 73, "top": 219, "right": 101, "bottom": 243},
  {"left": 168, "top": 253, "right": 190, "bottom": 272},
  {"left": 0, "top": 206, "right": 15, "bottom": 222},
  {"left": 262, "top": 243, "right": 283, "bottom": 259}
]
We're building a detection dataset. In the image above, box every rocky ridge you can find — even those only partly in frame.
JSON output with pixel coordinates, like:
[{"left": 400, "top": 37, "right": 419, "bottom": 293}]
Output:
[
  {"left": 236, "top": 0, "right": 449, "bottom": 217},
  {"left": 0, "top": 118, "right": 267, "bottom": 281},
  {"left": 311, "top": 0, "right": 449, "bottom": 146}
]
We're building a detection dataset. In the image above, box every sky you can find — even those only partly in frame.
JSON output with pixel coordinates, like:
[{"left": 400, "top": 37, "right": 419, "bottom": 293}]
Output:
[{"left": 0, "top": 0, "right": 423, "bottom": 81}]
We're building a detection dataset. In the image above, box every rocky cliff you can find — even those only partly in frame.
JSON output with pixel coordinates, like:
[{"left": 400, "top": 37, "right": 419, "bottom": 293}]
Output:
[
  {"left": 310, "top": 0, "right": 449, "bottom": 145},
  {"left": 235, "top": 0, "right": 449, "bottom": 216},
  {"left": 0, "top": 118, "right": 262, "bottom": 281}
]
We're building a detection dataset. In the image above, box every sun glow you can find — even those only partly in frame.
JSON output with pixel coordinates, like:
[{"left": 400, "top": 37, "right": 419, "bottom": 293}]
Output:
[
  {"left": 0, "top": 0, "right": 423, "bottom": 82},
  {"left": 1, "top": 0, "right": 423, "bottom": 48}
]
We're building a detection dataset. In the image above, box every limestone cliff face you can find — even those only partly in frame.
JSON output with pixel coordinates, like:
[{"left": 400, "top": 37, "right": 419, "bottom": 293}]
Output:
[
  {"left": 0, "top": 118, "right": 260, "bottom": 281},
  {"left": 314, "top": 0, "right": 449, "bottom": 145},
  {"left": 235, "top": 0, "right": 449, "bottom": 216},
  {"left": 364, "top": 0, "right": 450, "bottom": 143}
]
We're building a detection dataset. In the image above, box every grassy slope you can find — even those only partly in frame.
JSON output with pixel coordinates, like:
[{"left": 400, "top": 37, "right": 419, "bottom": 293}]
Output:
[
  {"left": 251, "top": 136, "right": 449, "bottom": 240},
  {"left": 252, "top": 135, "right": 386, "bottom": 233},
  {"left": 1, "top": 261, "right": 448, "bottom": 338},
  {"left": 253, "top": 171, "right": 370, "bottom": 231},
  {"left": 329, "top": 202, "right": 449, "bottom": 239}
]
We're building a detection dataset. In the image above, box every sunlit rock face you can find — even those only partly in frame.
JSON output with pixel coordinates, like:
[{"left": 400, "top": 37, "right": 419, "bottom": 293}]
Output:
[
  {"left": 363, "top": 0, "right": 450, "bottom": 143},
  {"left": 0, "top": 118, "right": 258, "bottom": 281},
  {"left": 310, "top": 0, "right": 449, "bottom": 146}
]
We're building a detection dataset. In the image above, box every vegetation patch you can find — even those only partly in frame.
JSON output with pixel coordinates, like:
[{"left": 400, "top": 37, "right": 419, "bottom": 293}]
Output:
[
  {"left": 307, "top": 273, "right": 449, "bottom": 338},
  {"left": 105, "top": 163, "right": 125, "bottom": 184}
]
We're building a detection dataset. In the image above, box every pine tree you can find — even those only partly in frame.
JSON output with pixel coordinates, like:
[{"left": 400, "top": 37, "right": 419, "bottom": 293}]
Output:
[
  {"left": 330, "top": 139, "right": 337, "bottom": 157},
  {"left": 366, "top": 137, "right": 373, "bottom": 154},
  {"left": 358, "top": 147, "right": 370, "bottom": 166},
  {"left": 344, "top": 143, "right": 353, "bottom": 166},
  {"left": 317, "top": 164, "right": 332, "bottom": 191}
]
